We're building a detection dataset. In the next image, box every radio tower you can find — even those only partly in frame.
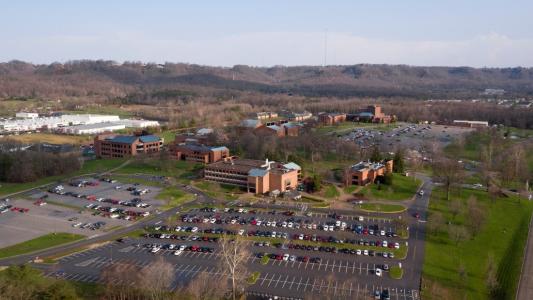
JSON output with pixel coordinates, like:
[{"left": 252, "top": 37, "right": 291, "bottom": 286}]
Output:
[{"left": 323, "top": 29, "right": 328, "bottom": 67}]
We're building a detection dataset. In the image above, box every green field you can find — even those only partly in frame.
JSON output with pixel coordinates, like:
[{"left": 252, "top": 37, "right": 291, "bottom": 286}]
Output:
[
  {"left": 360, "top": 174, "right": 421, "bottom": 201},
  {"left": 390, "top": 266, "right": 404, "bottom": 279},
  {"left": 156, "top": 187, "right": 196, "bottom": 209},
  {"left": 422, "top": 187, "right": 533, "bottom": 300},
  {"left": 316, "top": 122, "right": 396, "bottom": 135},
  {"left": 118, "top": 159, "right": 202, "bottom": 184},
  {"left": 0, "top": 233, "right": 85, "bottom": 259},
  {"left": 324, "top": 185, "right": 340, "bottom": 198},
  {"left": 358, "top": 203, "right": 406, "bottom": 213},
  {"left": 194, "top": 181, "right": 242, "bottom": 200},
  {"left": 0, "top": 158, "right": 128, "bottom": 197}
]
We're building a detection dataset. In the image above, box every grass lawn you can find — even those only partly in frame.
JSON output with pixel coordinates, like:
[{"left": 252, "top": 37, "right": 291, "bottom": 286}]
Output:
[
  {"left": 421, "top": 187, "right": 533, "bottom": 300},
  {"left": 344, "top": 185, "right": 358, "bottom": 194},
  {"left": 360, "top": 174, "right": 421, "bottom": 201},
  {"left": 4, "top": 133, "right": 93, "bottom": 145},
  {"left": 324, "top": 185, "right": 340, "bottom": 198},
  {"left": 193, "top": 181, "right": 243, "bottom": 201},
  {"left": 156, "top": 187, "right": 196, "bottom": 209},
  {"left": 0, "top": 158, "right": 127, "bottom": 197},
  {"left": 315, "top": 122, "right": 396, "bottom": 135},
  {"left": 390, "top": 266, "right": 404, "bottom": 279},
  {"left": 260, "top": 255, "right": 269, "bottom": 265},
  {"left": 118, "top": 159, "right": 202, "bottom": 184},
  {"left": 247, "top": 271, "right": 261, "bottom": 284},
  {"left": 357, "top": 203, "right": 406, "bottom": 213},
  {"left": 0, "top": 233, "right": 85, "bottom": 259}
]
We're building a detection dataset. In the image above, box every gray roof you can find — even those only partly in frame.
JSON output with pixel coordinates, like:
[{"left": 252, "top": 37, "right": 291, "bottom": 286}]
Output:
[
  {"left": 241, "top": 119, "right": 261, "bottom": 128},
  {"left": 248, "top": 168, "right": 269, "bottom": 177}
]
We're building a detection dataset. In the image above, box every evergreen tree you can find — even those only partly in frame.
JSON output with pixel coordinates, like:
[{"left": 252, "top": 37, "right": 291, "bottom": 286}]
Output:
[
  {"left": 370, "top": 146, "right": 382, "bottom": 162},
  {"left": 393, "top": 150, "right": 405, "bottom": 173}
]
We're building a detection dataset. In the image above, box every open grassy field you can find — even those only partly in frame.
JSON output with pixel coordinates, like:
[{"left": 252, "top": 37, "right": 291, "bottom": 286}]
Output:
[
  {"left": 421, "top": 187, "right": 533, "bottom": 300},
  {"left": 357, "top": 203, "right": 406, "bottom": 213},
  {"left": 360, "top": 174, "right": 421, "bottom": 201},
  {"left": 315, "top": 122, "right": 397, "bottom": 135},
  {"left": 156, "top": 186, "right": 196, "bottom": 209},
  {"left": 2, "top": 133, "right": 93, "bottom": 145},
  {"left": 118, "top": 159, "right": 202, "bottom": 184},
  {"left": 193, "top": 181, "right": 243, "bottom": 201},
  {"left": 0, "top": 233, "right": 85, "bottom": 259},
  {"left": 0, "top": 158, "right": 127, "bottom": 197}
]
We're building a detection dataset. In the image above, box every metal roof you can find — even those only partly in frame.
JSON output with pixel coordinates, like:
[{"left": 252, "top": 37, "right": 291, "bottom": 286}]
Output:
[
  {"left": 139, "top": 135, "right": 161, "bottom": 143},
  {"left": 248, "top": 168, "right": 269, "bottom": 177},
  {"left": 283, "top": 162, "right": 301, "bottom": 170}
]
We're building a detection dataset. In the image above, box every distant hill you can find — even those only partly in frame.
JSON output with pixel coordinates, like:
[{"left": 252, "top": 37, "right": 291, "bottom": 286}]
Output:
[{"left": 1, "top": 60, "right": 533, "bottom": 100}]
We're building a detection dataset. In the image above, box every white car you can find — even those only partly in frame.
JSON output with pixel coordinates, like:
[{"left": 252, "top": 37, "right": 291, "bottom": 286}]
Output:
[
  {"left": 382, "top": 241, "right": 388, "bottom": 248},
  {"left": 329, "top": 225, "right": 334, "bottom": 231},
  {"left": 419, "top": 190, "right": 425, "bottom": 196},
  {"left": 72, "top": 222, "right": 82, "bottom": 228},
  {"left": 383, "top": 252, "right": 388, "bottom": 258},
  {"left": 356, "top": 249, "right": 362, "bottom": 255},
  {"left": 210, "top": 218, "right": 216, "bottom": 224},
  {"left": 151, "top": 247, "right": 161, "bottom": 253},
  {"left": 358, "top": 216, "right": 364, "bottom": 221},
  {"left": 191, "top": 227, "right": 198, "bottom": 233},
  {"left": 323, "top": 225, "right": 329, "bottom": 232},
  {"left": 298, "top": 234, "right": 304, "bottom": 240},
  {"left": 380, "top": 230, "right": 386, "bottom": 236},
  {"left": 179, "top": 245, "right": 186, "bottom": 251},
  {"left": 288, "top": 222, "right": 293, "bottom": 228},
  {"left": 289, "top": 255, "right": 296, "bottom": 262},
  {"left": 375, "top": 268, "right": 382, "bottom": 277},
  {"left": 364, "top": 250, "right": 369, "bottom": 256},
  {"left": 266, "top": 221, "right": 271, "bottom": 227},
  {"left": 394, "top": 242, "right": 400, "bottom": 249},
  {"left": 282, "top": 221, "right": 287, "bottom": 228},
  {"left": 256, "top": 220, "right": 262, "bottom": 226},
  {"left": 283, "top": 253, "right": 289, "bottom": 261},
  {"left": 174, "top": 250, "right": 183, "bottom": 256},
  {"left": 271, "top": 231, "right": 277, "bottom": 238},
  {"left": 168, "top": 244, "right": 176, "bottom": 250},
  {"left": 238, "top": 229, "right": 245, "bottom": 236}
]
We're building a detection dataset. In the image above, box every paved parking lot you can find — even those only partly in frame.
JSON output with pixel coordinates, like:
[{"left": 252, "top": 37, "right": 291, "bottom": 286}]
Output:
[
  {"left": 45, "top": 202, "right": 421, "bottom": 299},
  {"left": 0, "top": 177, "right": 163, "bottom": 248}
]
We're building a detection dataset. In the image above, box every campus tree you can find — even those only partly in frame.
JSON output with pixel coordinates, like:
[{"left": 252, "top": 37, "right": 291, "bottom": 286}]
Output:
[
  {"left": 392, "top": 149, "right": 405, "bottom": 173},
  {"left": 219, "top": 235, "right": 250, "bottom": 300},
  {"left": 432, "top": 158, "right": 465, "bottom": 201}
]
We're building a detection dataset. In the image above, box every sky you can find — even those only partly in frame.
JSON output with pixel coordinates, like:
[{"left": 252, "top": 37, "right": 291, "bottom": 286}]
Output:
[{"left": 1, "top": 0, "right": 533, "bottom": 67}]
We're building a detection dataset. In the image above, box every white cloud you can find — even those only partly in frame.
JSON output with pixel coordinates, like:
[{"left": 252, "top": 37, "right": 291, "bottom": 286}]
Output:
[{"left": 3, "top": 31, "right": 533, "bottom": 67}]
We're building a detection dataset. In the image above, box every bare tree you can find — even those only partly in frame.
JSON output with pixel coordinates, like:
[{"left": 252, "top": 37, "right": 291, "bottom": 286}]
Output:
[
  {"left": 466, "top": 196, "right": 486, "bottom": 236},
  {"left": 486, "top": 253, "right": 499, "bottom": 295},
  {"left": 219, "top": 235, "right": 250, "bottom": 300},
  {"left": 139, "top": 256, "right": 175, "bottom": 300},
  {"left": 432, "top": 158, "right": 465, "bottom": 201},
  {"left": 185, "top": 271, "right": 228, "bottom": 300},
  {"left": 427, "top": 211, "right": 445, "bottom": 235},
  {"left": 100, "top": 260, "right": 144, "bottom": 300},
  {"left": 448, "top": 224, "right": 470, "bottom": 245},
  {"left": 449, "top": 198, "right": 462, "bottom": 220}
]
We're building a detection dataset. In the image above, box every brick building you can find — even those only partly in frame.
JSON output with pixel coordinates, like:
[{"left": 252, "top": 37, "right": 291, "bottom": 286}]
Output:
[
  {"left": 318, "top": 113, "right": 347, "bottom": 125},
  {"left": 169, "top": 143, "right": 229, "bottom": 164},
  {"left": 349, "top": 105, "right": 394, "bottom": 123},
  {"left": 94, "top": 134, "right": 163, "bottom": 158},
  {"left": 204, "top": 158, "right": 300, "bottom": 194},
  {"left": 344, "top": 160, "right": 393, "bottom": 186}
]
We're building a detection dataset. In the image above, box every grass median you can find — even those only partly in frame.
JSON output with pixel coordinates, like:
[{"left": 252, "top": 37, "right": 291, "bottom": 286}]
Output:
[
  {"left": 247, "top": 271, "right": 261, "bottom": 284},
  {"left": 357, "top": 203, "right": 407, "bottom": 213},
  {"left": 389, "top": 266, "right": 403, "bottom": 279},
  {"left": 0, "top": 233, "right": 85, "bottom": 259}
]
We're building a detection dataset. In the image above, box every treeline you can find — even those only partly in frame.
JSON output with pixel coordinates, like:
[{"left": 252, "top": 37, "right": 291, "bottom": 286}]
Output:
[
  {"left": 0, "top": 142, "right": 81, "bottom": 183},
  {"left": 2, "top": 60, "right": 533, "bottom": 100}
]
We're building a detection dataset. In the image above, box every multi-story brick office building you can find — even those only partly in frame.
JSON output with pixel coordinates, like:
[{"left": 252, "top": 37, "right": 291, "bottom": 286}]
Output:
[
  {"left": 94, "top": 134, "right": 163, "bottom": 158},
  {"left": 204, "top": 158, "right": 300, "bottom": 194},
  {"left": 318, "top": 112, "right": 347, "bottom": 125},
  {"left": 169, "top": 143, "right": 229, "bottom": 164},
  {"left": 343, "top": 159, "right": 393, "bottom": 186}
]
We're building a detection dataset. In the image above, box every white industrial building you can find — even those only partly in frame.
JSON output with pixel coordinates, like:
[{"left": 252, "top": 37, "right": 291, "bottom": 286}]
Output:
[
  {"left": 16, "top": 112, "right": 39, "bottom": 119},
  {"left": 60, "top": 123, "right": 127, "bottom": 135},
  {"left": 0, "top": 114, "right": 159, "bottom": 134}
]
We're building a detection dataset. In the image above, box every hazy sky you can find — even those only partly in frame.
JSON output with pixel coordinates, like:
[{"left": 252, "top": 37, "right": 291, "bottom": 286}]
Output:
[{"left": 2, "top": 0, "right": 533, "bottom": 67}]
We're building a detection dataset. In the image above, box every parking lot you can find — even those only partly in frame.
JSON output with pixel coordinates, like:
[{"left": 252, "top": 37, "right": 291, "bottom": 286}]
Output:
[
  {"left": 339, "top": 123, "right": 474, "bottom": 153},
  {"left": 47, "top": 204, "right": 420, "bottom": 299},
  {"left": 0, "top": 177, "right": 163, "bottom": 248}
]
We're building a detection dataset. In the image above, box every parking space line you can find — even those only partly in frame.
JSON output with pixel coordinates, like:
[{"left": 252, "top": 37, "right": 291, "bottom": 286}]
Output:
[{"left": 281, "top": 275, "right": 289, "bottom": 289}]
